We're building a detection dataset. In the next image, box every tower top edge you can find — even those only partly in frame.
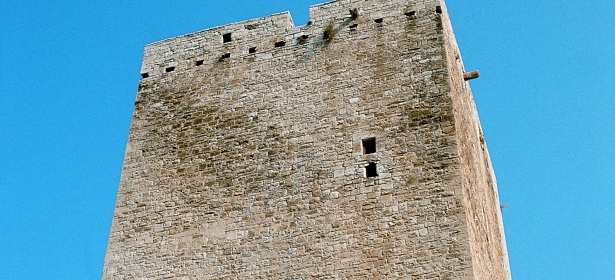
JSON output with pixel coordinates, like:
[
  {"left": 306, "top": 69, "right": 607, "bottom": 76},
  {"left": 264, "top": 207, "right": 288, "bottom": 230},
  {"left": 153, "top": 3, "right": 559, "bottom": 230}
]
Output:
[{"left": 139, "top": 0, "right": 444, "bottom": 73}]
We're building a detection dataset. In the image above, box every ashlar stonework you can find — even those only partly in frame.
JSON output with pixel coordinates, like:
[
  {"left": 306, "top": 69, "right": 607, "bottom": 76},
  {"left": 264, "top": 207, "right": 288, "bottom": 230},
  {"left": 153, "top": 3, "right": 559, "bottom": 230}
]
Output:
[{"left": 103, "top": 0, "right": 511, "bottom": 279}]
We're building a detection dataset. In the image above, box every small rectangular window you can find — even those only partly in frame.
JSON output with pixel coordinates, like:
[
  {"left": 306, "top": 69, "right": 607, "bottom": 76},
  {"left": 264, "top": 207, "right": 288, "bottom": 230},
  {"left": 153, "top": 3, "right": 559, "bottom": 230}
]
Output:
[
  {"left": 374, "top": 18, "right": 383, "bottom": 24},
  {"left": 366, "top": 162, "right": 378, "bottom": 178},
  {"left": 195, "top": 60, "right": 204, "bottom": 66},
  {"left": 223, "top": 33, "right": 232, "bottom": 43},
  {"left": 362, "top": 138, "right": 376, "bottom": 154},
  {"left": 274, "top": 41, "right": 286, "bottom": 47},
  {"left": 249, "top": 47, "right": 257, "bottom": 53},
  {"left": 140, "top": 72, "right": 149, "bottom": 78},
  {"left": 165, "top": 66, "right": 175, "bottom": 72}
]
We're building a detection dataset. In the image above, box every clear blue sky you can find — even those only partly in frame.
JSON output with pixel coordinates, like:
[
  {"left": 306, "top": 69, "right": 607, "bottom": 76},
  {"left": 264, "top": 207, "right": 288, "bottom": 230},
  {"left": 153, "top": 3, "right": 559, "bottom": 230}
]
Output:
[{"left": 1, "top": 1, "right": 613, "bottom": 279}]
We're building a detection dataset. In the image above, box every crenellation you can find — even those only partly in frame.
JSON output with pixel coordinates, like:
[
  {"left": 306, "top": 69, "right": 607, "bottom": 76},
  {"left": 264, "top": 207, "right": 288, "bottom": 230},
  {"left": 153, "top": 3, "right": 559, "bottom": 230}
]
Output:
[{"left": 140, "top": 0, "right": 449, "bottom": 80}]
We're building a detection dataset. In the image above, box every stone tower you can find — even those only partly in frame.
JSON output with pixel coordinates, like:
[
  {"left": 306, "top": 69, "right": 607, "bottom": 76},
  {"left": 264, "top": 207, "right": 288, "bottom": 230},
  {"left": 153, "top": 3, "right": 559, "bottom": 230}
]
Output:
[{"left": 103, "top": 0, "right": 511, "bottom": 278}]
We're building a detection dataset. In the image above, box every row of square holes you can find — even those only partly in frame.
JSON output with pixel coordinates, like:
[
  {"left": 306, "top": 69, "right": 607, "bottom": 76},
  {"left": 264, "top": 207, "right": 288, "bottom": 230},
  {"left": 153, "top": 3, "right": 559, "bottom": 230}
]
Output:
[{"left": 142, "top": 7, "right": 440, "bottom": 78}]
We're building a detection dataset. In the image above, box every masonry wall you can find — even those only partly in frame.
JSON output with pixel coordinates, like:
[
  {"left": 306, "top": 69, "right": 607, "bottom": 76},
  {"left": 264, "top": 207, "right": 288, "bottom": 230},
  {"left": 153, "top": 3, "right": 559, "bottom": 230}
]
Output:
[
  {"left": 439, "top": 2, "right": 512, "bottom": 279},
  {"left": 103, "top": 0, "right": 509, "bottom": 279}
]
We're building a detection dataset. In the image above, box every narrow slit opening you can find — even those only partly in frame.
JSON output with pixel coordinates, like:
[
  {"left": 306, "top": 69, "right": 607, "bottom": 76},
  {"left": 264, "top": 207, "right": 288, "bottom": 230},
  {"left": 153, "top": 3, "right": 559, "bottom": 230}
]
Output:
[
  {"left": 349, "top": 23, "right": 358, "bottom": 31},
  {"left": 165, "top": 66, "right": 175, "bottom": 73},
  {"left": 405, "top": 11, "right": 416, "bottom": 18}
]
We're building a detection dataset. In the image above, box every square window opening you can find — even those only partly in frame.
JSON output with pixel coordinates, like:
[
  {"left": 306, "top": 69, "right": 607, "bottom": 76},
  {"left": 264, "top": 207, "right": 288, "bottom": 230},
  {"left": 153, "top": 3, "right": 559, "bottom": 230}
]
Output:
[
  {"left": 362, "top": 138, "right": 376, "bottom": 154},
  {"left": 141, "top": 72, "right": 149, "bottom": 78},
  {"left": 223, "top": 33, "right": 232, "bottom": 43},
  {"left": 249, "top": 47, "right": 257, "bottom": 53},
  {"left": 366, "top": 162, "right": 378, "bottom": 178}
]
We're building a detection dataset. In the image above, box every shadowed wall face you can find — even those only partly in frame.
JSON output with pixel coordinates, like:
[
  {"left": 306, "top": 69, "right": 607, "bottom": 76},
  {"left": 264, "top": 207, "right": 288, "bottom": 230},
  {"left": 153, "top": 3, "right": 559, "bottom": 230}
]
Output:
[{"left": 103, "top": 0, "right": 510, "bottom": 279}]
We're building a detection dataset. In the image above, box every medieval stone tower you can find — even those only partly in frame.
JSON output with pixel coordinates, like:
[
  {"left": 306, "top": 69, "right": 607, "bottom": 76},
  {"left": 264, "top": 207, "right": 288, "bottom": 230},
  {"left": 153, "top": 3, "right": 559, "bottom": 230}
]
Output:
[{"left": 103, "top": 0, "right": 511, "bottom": 278}]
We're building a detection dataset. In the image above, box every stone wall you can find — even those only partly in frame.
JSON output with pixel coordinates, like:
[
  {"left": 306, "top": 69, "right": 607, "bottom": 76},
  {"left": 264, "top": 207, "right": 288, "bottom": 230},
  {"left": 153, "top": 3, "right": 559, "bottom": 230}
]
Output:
[
  {"left": 439, "top": 2, "right": 512, "bottom": 279},
  {"left": 103, "top": 0, "right": 510, "bottom": 278}
]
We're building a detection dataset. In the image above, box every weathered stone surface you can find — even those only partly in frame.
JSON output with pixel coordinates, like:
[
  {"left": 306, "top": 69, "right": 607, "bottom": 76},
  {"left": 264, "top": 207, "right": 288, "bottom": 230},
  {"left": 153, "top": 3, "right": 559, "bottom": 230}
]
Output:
[{"left": 103, "top": 0, "right": 511, "bottom": 279}]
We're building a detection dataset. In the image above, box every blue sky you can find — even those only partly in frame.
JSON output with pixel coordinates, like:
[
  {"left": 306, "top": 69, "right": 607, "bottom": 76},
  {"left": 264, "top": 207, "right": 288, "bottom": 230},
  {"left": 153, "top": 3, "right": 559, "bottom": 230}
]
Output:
[{"left": 1, "top": 1, "right": 613, "bottom": 279}]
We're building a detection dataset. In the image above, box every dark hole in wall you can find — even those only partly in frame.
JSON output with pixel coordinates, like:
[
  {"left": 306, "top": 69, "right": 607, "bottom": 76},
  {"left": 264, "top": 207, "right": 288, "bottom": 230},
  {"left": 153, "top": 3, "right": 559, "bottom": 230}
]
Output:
[
  {"left": 249, "top": 47, "right": 257, "bottom": 53},
  {"left": 195, "top": 60, "right": 204, "bottom": 66},
  {"left": 223, "top": 33, "right": 232, "bottom": 43},
  {"left": 436, "top": 6, "right": 442, "bottom": 14},
  {"left": 165, "top": 66, "right": 175, "bottom": 72},
  {"left": 349, "top": 8, "right": 359, "bottom": 19},
  {"left": 221, "top": 53, "right": 231, "bottom": 59},
  {"left": 307, "top": 21, "right": 313, "bottom": 26},
  {"left": 405, "top": 11, "right": 416, "bottom": 18},
  {"left": 274, "top": 41, "right": 286, "bottom": 47},
  {"left": 297, "top": 35, "right": 309, "bottom": 44},
  {"left": 349, "top": 23, "right": 358, "bottom": 30},
  {"left": 362, "top": 138, "right": 376, "bottom": 154},
  {"left": 366, "top": 162, "right": 378, "bottom": 178},
  {"left": 141, "top": 72, "right": 149, "bottom": 78},
  {"left": 374, "top": 18, "right": 383, "bottom": 24}
]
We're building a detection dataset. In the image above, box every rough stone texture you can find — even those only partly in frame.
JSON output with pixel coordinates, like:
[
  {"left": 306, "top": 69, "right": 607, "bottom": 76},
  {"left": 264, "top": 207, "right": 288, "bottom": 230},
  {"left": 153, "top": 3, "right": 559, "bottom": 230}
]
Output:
[{"left": 103, "top": 0, "right": 511, "bottom": 279}]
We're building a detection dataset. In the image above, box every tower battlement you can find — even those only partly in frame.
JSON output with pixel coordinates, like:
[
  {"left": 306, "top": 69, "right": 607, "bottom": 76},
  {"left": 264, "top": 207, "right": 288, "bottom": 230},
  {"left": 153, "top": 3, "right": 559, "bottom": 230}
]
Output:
[
  {"left": 140, "top": 0, "right": 443, "bottom": 79},
  {"left": 105, "top": 0, "right": 511, "bottom": 278}
]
